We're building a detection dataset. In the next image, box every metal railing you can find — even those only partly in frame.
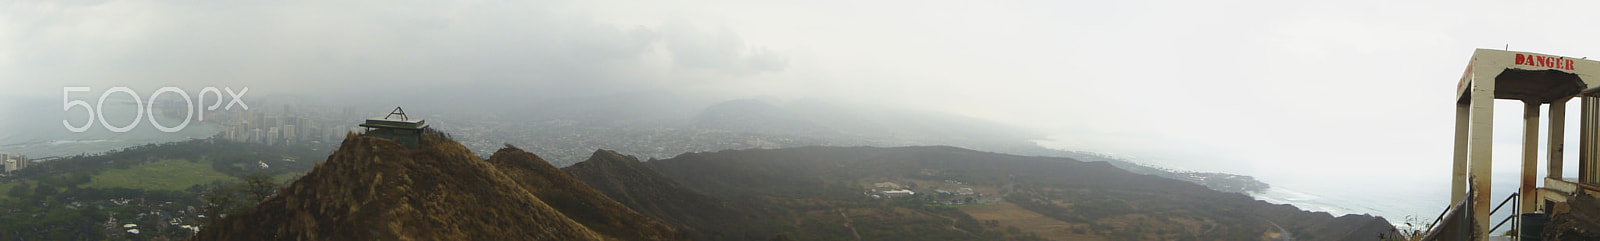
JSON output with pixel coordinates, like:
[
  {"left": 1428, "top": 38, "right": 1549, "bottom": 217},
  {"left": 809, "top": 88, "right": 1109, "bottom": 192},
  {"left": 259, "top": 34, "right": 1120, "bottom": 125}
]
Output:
[
  {"left": 1423, "top": 190, "right": 1523, "bottom": 240},
  {"left": 1429, "top": 200, "right": 1453, "bottom": 229},
  {"left": 1487, "top": 192, "right": 1519, "bottom": 238},
  {"left": 1423, "top": 195, "right": 1472, "bottom": 240}
]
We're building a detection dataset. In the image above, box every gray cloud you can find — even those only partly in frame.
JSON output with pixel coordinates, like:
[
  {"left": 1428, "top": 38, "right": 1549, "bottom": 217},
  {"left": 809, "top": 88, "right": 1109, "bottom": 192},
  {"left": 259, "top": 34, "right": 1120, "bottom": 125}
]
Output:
[
  {"left": 661, "top": 23, "right": 788, "bottom": 74},
  {"left": 1, "top": 0, "right": 785, "bottom": 101}
]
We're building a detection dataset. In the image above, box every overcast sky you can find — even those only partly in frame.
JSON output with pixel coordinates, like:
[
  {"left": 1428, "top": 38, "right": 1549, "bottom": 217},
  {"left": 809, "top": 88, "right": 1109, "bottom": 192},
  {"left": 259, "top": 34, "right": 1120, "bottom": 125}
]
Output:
[{"left": 6, "top": 0, "right": 1600, "bottom": 191}]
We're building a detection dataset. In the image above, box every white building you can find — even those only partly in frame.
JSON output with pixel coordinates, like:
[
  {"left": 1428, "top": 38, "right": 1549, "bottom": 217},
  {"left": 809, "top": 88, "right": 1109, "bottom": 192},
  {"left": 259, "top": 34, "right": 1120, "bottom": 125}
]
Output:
[{"left": 881, "top": 189, "right": 915, "bottom": 197}]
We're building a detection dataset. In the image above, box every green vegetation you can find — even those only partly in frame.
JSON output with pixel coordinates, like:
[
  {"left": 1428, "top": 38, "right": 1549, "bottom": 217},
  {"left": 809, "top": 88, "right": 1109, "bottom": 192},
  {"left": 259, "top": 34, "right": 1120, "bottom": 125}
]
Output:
[
  {"left": 82, "top": 158, "right": 235, "bottom": 191},
  {"left": 197, "top": 173, "right": 280, "bottom": 221},
  {"left": 639, "top": 145, "right": 1394, "bottom": 241},
  {"left": 0, "top": 180, "right": 28, "bottom": 201},
  {"left": 0, "top": 139, "right": 331, "bottom": 240},
  {"left": 614, "top": 146, "right": 1122, "bottom": 241},
  {"left": 271, "top": 172, "right": 302, "bottom": 184},
  {"left": 1378, "top": 215, "right": 1433, "bottom": 241}
]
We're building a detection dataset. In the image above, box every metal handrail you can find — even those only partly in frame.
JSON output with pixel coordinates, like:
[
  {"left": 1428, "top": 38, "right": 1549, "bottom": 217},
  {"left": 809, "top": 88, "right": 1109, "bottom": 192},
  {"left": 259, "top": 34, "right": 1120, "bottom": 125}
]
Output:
[
  {"left": 1429, "top": 202, "right": 1452, "bottom": 229},
  {"left": 1487, "top": 192, "right": 1519, "bottom": 235},
  {"left": 1422, "top": 193, "right": 1473, "bottom": 241},
  {"left": 1490, "top": 208, "right": 1517, "bottom": 233},
  {"left": 1488, "top": 192, "right": 1518, "bottom": 216}
]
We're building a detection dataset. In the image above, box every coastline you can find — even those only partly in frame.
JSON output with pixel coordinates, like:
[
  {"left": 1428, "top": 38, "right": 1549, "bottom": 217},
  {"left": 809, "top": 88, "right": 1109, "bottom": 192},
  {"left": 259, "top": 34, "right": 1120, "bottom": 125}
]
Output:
[
  {"left": 0, "top": 123, "right": 223, "bottom": 160},
  {"left": 1, "top": 97, "right": 226, "bottom": 159}
]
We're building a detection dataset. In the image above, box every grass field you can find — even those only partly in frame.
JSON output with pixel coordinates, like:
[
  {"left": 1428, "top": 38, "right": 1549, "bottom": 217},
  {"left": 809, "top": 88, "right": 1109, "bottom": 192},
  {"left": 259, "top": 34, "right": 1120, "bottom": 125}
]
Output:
[
  {"left": 959, "top": 201, "right": 1100, "bottom": 241},
  {"left": 0, "top": 181, "right": 30, "bottom": 201},
  {"left": 81, "top": 158, "right": 236, "bottom": 191}
]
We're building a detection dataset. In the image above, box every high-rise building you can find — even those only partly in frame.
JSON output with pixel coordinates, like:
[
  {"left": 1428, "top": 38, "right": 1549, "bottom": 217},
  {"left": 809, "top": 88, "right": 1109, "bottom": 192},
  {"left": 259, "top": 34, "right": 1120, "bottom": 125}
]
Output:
[
  {"left": 236, "top": 123, "right": 249, "bottom": 142},
  {"left": 267, "top": 127, "right": 280, "bottom": 146},
  {"left": 284, "top": 124, "right": 297, "bottom": 145},
  {"left": 242, "top": 122, "right": 253, "bottom": 142},
  {"left": 296, "top": 117, "right": 310, "bottom": 140},
  {"left": 249, "top": 128, "right": 264, "bottom": 144},
  {"left": 253, "top": 112, "right": 266, "bottom": 129}
]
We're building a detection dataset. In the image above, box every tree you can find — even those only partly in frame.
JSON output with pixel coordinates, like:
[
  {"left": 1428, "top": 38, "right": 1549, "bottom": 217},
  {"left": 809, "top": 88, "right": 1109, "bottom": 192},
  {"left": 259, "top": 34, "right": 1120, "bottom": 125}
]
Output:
[
  {"left": 200, "top": 182, "right": 241, "bottom": 221},
  {"left": 199, "top": 173, "right": 282, "bottom": 223},
  {"left": 240, "top": 173, "right": 277, "bottom": 203},
  {"left": 33, "top": 182, "right": 57, "bottom": 197},
  {"left": 7, "top": 182, "right": 30, "bottom": 198},
  {"left": 71, "top": 173, "right": 93, "bottom": 186}
]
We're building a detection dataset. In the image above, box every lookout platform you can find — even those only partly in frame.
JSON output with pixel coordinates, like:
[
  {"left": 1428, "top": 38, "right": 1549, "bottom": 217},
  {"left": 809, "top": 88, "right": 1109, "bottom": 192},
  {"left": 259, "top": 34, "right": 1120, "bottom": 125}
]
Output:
[
  {"left": 1431, "top": 49, "right": 1600, "bottom": 240},
  {"left": 360, "top": 107, "right": 428, "bottom": 149}
]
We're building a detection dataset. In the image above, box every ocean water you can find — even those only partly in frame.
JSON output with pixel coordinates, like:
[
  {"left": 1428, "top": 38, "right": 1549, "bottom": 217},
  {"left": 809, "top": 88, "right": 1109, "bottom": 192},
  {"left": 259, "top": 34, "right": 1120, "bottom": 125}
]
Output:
[
  {"left": 1254, "top": 179, "right": 1447, "bottom": 228},
  {"left": 1033, "top": 134, "right": 1541, "bottom": 231},
  {"left": 1, "top": 97, "right": 222, "bottom": 158},
  {"left": 1254, "top": 171, "right": 1539, "bottom": 232}
]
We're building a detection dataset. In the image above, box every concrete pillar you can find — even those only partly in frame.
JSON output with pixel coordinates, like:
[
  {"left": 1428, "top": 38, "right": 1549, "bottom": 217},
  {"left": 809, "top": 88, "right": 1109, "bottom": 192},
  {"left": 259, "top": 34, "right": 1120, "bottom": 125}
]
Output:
[
  {"left": 1585, "top": 97, "right": 1596, "bottom": 185},
  {"left": 1550, "top": 98, "right": 1568, "bottom": 180},
  {"left": 1467, "top": 78, "right": 1495, "bottom": 240},
  {"left": 1454, "top": 101, "right": 1471, "bottom": 204},
  {"left": 1521, "top": 100, "right": 1540, "bottom": 214}
]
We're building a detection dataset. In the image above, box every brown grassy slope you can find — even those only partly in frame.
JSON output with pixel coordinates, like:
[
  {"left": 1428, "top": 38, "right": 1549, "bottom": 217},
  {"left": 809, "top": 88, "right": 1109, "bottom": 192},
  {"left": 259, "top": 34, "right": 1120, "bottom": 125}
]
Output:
[
  {"left": 190, "top": 133, "right": 604, "bottom": 241},
  {"left": 959, "top": 202, "right": 1099, "bottom": 241},
  {"left": 485, "top": 147, "right": 690, "bottom": 241},
  {"left": 562, "top": 150, "right": 743, "bottom": 240}
]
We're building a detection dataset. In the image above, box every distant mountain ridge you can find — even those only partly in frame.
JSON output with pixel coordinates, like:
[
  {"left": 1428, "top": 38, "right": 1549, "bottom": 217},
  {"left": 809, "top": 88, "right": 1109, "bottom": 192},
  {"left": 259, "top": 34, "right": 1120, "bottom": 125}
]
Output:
[
  {"left": 690, "top": 98, "right": 1271, "bottom": 194},
  {"left": 1062, "top": 151, "right": 1271, "bottom": 194},
  {"left": 414, "top": 95, "right": 1272, "bottom": 196},
  {"left": 630, "top": 145, "right": 1393, "bottom": 241}
]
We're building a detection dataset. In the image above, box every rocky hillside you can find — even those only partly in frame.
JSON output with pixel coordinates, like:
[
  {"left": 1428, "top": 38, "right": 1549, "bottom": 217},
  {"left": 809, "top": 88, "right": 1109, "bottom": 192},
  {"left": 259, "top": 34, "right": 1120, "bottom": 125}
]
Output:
[
  {"left": 189, "top": 132, "right": 616, "bottom": 240},
  {"left": 486, "top": 147, "right": 689, "bottom": 241},
  {"left": 563, "top": 150, "right": 745, "bottom": 240}
]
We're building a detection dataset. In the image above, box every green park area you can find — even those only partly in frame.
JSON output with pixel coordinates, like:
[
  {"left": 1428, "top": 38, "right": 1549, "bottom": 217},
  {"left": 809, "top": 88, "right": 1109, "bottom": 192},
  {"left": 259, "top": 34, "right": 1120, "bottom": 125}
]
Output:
[
  {"left": 0, "top": 181, "right": 26, "bottom": 201},
  {"left": 0, "top": 158, "right": 235, "bottom": 201},
  {"left": 81, "top": 158, "right": 236, "bottom": 191}
]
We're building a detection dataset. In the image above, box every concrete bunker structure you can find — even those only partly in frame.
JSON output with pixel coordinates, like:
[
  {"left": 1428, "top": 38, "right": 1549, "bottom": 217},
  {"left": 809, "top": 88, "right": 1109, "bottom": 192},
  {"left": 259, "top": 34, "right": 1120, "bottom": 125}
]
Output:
[
  {"left": 1439, "top": 49, "right": 1600, "bottom": 240},
  {"left": 359, "top": 107, "right": 428, "bottom": 149}
]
